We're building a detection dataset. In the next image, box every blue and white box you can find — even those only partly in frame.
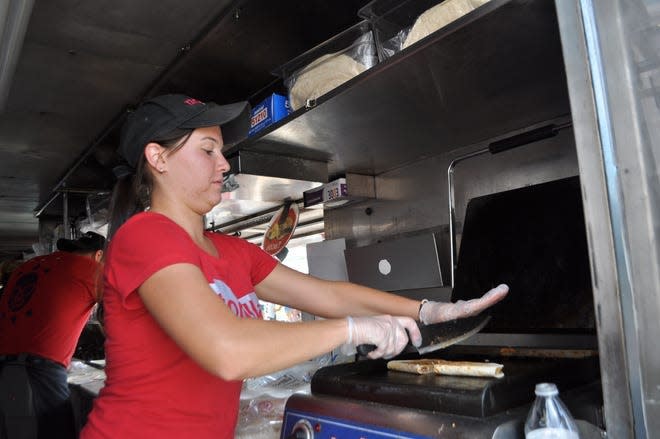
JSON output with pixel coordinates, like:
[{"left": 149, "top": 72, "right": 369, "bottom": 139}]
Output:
[{"left": 248, "top": 93, "right": 291, "bottom": 136}]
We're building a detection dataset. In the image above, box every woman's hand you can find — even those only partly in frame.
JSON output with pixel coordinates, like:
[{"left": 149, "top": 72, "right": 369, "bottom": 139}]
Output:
[
  {"left": 346, "top": 315, "right": 422, "bottom": 359},
  {"left": 419, "top": 284, "right": 509, "bottom": 324}
]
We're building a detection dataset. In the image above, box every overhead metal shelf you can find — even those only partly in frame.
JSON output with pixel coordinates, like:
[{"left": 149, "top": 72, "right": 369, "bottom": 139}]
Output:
[{"left": 224, "top": 0, "right": 571, "bottom": 180}]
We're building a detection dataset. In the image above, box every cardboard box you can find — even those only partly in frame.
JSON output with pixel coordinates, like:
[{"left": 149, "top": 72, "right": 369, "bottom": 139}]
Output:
[{"left": 248, "top": 94, "right": 291, "bottom": 137}]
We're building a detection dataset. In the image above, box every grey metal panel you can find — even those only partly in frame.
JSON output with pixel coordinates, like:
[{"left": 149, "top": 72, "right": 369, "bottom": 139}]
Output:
[
  {"left": 565, "top": 1, "right": 660, "bottom": 438},
  {"left": 306, "top": 238, "right": 349, "bottom": 282},
  {"left": 227, "top": 149, "right": 328, "bottom": 183},
  {"left": 554, "top": 0, "right": 659, "bottom": 437},
  {"left": 344, "top": 233, "right": 442, "bottom": 291}
]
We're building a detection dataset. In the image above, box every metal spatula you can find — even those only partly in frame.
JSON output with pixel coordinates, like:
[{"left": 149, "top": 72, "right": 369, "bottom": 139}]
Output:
[{"left": 357, "top": 314, "right": 491, "bottom": 356}]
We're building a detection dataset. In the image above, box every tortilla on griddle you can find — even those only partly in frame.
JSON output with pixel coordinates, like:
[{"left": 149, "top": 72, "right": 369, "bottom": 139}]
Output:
[
  {"left": 387, "top": 359, "right": 437, "bottom": 374},
  {"left": 431, "top": 359, "right": 504, "bottom": 378},
  {"left": 388, "top": 358, "right": 504, "bottom": 378}
]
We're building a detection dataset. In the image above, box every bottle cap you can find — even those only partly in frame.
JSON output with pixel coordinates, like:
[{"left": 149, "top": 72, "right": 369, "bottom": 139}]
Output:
[{"left": 534, "top": 382, "right": 559, "bottom": 396}]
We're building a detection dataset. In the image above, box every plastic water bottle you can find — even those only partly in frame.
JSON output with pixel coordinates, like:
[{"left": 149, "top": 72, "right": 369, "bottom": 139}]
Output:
[{"left": 524, "top": 383, "right": 580, "bottom": 439}]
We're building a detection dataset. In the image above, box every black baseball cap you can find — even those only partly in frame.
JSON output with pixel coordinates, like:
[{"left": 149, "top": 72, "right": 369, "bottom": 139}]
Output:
[
  {"left": 119, "top": 94, "right": 250, "bottom": 168},
  {"left": 57, "top": 231, "right": 106, "bottom": 253}
]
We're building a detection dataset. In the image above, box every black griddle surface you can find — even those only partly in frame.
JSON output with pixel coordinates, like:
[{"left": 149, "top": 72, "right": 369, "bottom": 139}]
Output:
[{"left": 311, "top": 353, "right": 600, "bottom": 418}]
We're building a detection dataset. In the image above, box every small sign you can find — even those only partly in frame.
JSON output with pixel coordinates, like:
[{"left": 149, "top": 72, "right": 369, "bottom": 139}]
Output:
[
  {"left": 263, "top": 203, "right": 299, "bottom": 255},
  {"left": 303, "top": 178, "right": 348, "bottom": 207}
]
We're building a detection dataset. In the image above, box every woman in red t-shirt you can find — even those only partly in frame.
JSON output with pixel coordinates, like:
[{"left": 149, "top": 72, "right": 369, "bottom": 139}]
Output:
[{"left": 81, "top": 94, "right": 508, "bottom": 439}]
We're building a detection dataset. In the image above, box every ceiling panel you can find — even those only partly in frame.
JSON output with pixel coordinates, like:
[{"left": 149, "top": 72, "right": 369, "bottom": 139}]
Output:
[{"left": 0, "top": 0, "right": 370, "bottom": 258}]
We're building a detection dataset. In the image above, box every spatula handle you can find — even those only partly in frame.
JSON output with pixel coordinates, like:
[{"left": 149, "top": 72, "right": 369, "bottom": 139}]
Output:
[{"left": 356, "top": 344, "right": 377, "bottom": 356}]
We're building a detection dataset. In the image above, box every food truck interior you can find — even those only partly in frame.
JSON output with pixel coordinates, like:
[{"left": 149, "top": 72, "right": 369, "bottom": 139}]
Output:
[{"left": 0, "top": 0, "right": 658, "bottom": 438}]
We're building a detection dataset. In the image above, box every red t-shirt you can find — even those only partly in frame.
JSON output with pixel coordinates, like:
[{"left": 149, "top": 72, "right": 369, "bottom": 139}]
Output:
[
  {"left": 81, "top": 212, "right": 278, "bottom": 439},
  {"left": 0, "top": 251, "right": 101, "bottom": 367}
]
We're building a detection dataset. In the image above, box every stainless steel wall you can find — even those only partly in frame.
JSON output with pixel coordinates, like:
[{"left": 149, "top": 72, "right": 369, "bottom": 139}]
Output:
[
  {"left": 557, "top": 0, "right": 660, "bottom": 437},
  {"left": 324, "top": 118, "right": 579, "bottom": 252}
]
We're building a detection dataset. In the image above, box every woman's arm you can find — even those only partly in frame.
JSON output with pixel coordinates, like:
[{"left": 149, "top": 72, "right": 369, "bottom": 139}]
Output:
[
  {"left": 256, "top": 264, "right": 508, "bottom": 323},
  {"left": 138, "top": 261, "right": 503, "bottom": 380},
  {"left": 254, "top": 263, "right": 420, "bottom": 320},
  {"left": 138, "top": 262, "right": 417, "bottom": 378},
  {"left": 138, "top": 262, "right": 350, "bottom": 380}
]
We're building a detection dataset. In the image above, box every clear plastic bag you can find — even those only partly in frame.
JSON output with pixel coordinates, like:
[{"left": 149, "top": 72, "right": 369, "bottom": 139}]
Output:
[
  {"left": 235, "top": 354, "right": 336, "bottom": 439},
  {"left": 235, "top": 396, "right": 287, "bottom": 439},
  {"left": 360, "top": 0, "right": 491, "bottom": 61},
  {"left": 378, "top": 28, "right": 410, "bottom": 60},
  {"left": 277, "top": 22, "right": 378, "bottom": 110}
]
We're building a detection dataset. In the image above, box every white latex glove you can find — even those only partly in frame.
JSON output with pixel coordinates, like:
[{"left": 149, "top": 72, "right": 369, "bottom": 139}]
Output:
[
  {"left": 419, "top": 284, "right": 509, "bottom": 325},
  {"left": 346, "top": 315, "right": 422, "bottom": 360}
]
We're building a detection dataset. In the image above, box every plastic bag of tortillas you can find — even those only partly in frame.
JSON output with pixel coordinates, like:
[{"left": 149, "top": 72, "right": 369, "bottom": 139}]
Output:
[
  {"left": 277, "top": 21, "right": 378, "bottom": 111},
  {"left": 360, "top": 0, "right": 491, "bottom": 60}
]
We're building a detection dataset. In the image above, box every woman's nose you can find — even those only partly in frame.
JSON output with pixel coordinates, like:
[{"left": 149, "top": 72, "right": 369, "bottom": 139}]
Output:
[{"left": 217, "top": 153, "right": 230, "bottom": 173}]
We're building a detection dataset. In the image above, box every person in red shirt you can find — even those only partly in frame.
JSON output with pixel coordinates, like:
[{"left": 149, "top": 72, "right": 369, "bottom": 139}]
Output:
[
  {"left": 0, "top": 259, "right": 21, "bottom": 289},
  {"left": 0, "top": 231, "right": 104, "bottom": 439},
  {"left": 81, "top": 94, "right": 508, "bottom": 439}
]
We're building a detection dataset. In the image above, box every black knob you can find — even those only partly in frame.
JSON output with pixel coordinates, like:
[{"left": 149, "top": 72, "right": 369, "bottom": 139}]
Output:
[
  {"left": 287, "top": 420, "right": 313, "bottom": 439},
  {"left": 286, "top": 429, "right": 309, "bottom": 439}
]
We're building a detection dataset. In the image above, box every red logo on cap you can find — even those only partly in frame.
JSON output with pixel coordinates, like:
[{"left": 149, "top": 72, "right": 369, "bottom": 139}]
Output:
[{"left": 184, "top": 98, "right": 203, "bottom": 106}]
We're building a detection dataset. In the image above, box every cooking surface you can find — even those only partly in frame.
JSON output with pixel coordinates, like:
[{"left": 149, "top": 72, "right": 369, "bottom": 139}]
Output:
[
  {"left": 313, "top": 176, "right": 601, "bottom": 419},
  {"left": 311, "top": 352, "right": 600, "bottom": 418}
]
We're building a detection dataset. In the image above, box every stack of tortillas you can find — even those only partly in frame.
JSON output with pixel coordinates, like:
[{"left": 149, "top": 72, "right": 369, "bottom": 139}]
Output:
[
  {"left": 402, "top": 0, "right": 491, "bottom": 49},
  {"left": 388, "top": 358, "right": 504, "bottom": 378},
  {"left": 289, "top": 53, "right": 368, "bottom": 111}
]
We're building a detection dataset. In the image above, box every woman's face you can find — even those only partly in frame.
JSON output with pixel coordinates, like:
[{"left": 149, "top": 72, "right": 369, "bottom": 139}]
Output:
[{"left": 159, "top": 125, "right": 230, "bottom": 214}]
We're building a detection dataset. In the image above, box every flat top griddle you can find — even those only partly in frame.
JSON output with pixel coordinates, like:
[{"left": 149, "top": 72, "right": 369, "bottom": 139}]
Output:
[
  {"left": 311, "top": 352, "right": 600, "bottom": 418},
  {"left": 311, "top": 177, "right": 600, "bottom": 419}
]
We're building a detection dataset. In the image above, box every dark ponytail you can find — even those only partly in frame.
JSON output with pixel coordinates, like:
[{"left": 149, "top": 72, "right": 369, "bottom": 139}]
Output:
[{"left": 107, "top": 154, "right": 152, "bottom": 241}]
